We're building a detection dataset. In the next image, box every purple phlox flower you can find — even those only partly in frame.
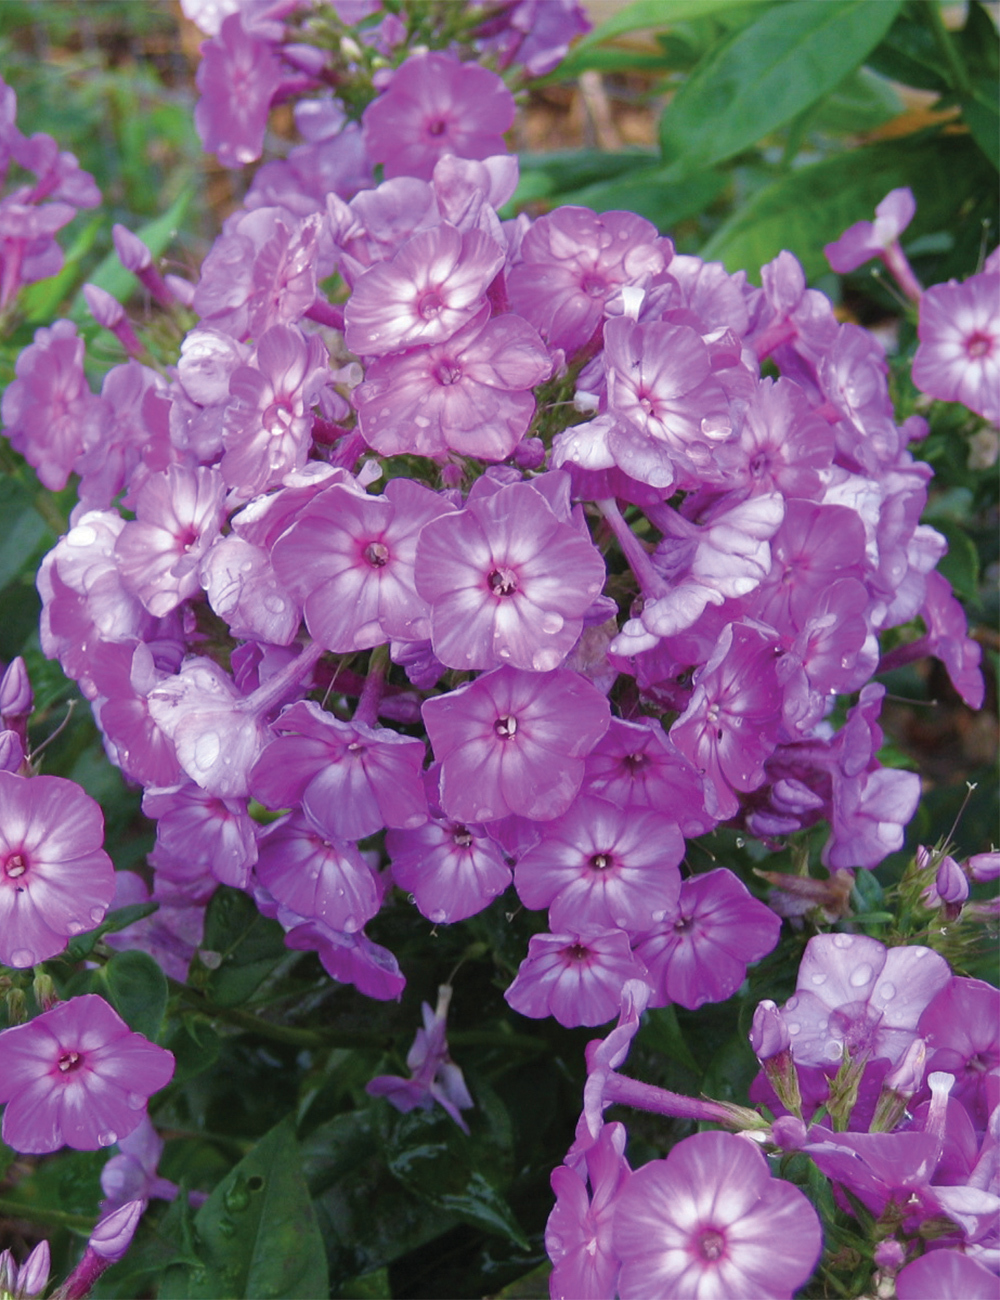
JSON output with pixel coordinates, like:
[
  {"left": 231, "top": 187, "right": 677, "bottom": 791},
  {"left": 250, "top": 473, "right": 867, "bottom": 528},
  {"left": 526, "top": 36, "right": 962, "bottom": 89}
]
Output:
[
  {"left": 753, "top": 499, "right": 868, "bottom": 634},
  {"left": 362, "top": 51, "right": 515, "bottom": 182},
  {"left": 668, "top": 623, "right": 783, "bottom": 821},
  {"left": 386, "top": 806, "right": 511, "bottom": 925},
  {"left": 431, "top": 153, "right": 518, "bottom": 239},
  {"left": 582, "top": 718, "right": 710, "bottom": 837},
  {"left": 509, "top": 207, "right": 669, "bottom": 357},
  {"left": 330, "top": 177, "right": 441, "bottom": 284},
  {"left": 250, "top": 697, "right": 427, "bottom": 841},
  {"left": 103, "top": 870, "right": 204, "bottom": 982},
  {"left": 731, "top": 375, "right": 835, "bottom": 500},
  {"left": 0, "top": 655, "right": 31, "bottom": 745},
  {"left": 895, "top": 1250, "right": 1000, "bottom": 1300},
  {"left": 246, "top": 116, "right": 373, "bottom": 220},
  {"left": 879, "top": 569, "right": 985, "bottom": 710},
  {"left": 194, "top": 11, "right": 284, "bottom": 167},
  {"left": 254, "top": 807, "right": 379, "bottom": 933},
  {"left": 355, "top": 305, "right": 551, "bottom": 460},
  {"left": 0, "top": 1239, "right": 49, "bottom": 1299},
  {"left": 912, "top": 268, "right": 1000, "bottom": 423},
  {"left": 546, "top": 1120, "right": 629, "bottom": 1300},
  {"left": 90, "top": 639, "right": 184, "bottom": 788},
  {"left": 825, "top": 187, "right": 916, "bottom": 274},
  {"left": 825, "top": 761, "right": 921, "bottom": 871},
  {"left": 514, "top": 795, "right": 682, "bottom": 937},
  {"left": 143, "top": 781, "right": 258, "bottom": 891},
  {"left": 114, "top": 465, "right": 226, "bottom": 617},
  {"left": 415, "top": 475, "right": 605, "bottom": 672},
  {"left": 504, "top": 927, "right": 650, "bottom": 1028},
  {"left": 751, "top": 249, "right": 839, "bottom": 370},
  {"left": 283, "top": 915, "right": 405, "bottom": 1001},
  {"left": 220, "top": 322, "right": 330, "bottom": 497},
  {"left": 475, "top": 0, "right": 590, "bottom": 76},
  {"left": 918, "top": 978, "right": 1000, "bottom": 1132},
  {"left": 572, "top": 978, "right": 650, "bottom": 1158},
  {"left": 193, "top": 207, "right": 321, "bottom": 341},
  {"left": 1, "top": 319, "right": 106, "bottom": 490},
  {"left": 201, "top": 533, "right": 301, "bottom": 647},
  {"left": 613, "top": 1130, "right": 823, "bottom": 1300},
  {"left": 345, "top": 222, "right": 504, "bottom": 358},
  {"left": 100, "top": 1115, "right": 181, "bottom": 1213},
  {"left": 0, "top": 771, "right": 115, "bottom": 969},
  {"left": 366, "top": 984, "right": 474, "bottom": 1131},
  {"left": 74, "top": 362, "right": 170, "bottom": 513},
  {"left": 271, "top": 476, "right": 453, "bottom": 652},
  {"left": 177, "top": 327, "right": 250, "bottom": 407},
  {"left": 779, "top": 934, "right": 952, "bottom": 1072},
  {"left": 600, "top": 317, "right": 734, "bottom": 490},
  {"left": 634, "top": 868, "right": 781, "bottom": 1011},
  {"left": 644, "top": 252, "right": 753, "bottom": 336},
  {"left": 60, "top": 1198, "right": 146, "bottom": 1300},
  {"left": 230, "top": 461, "right": 364, "bottom": 552},
  {"left": 0, "top": 994, "right": 174, "bottom": 1154},
  {"left": 816, "top": 322, "right": 904, "bottom": 471},
  {"left": 423, "top": 665, "right": 611, "bottom": 823}
]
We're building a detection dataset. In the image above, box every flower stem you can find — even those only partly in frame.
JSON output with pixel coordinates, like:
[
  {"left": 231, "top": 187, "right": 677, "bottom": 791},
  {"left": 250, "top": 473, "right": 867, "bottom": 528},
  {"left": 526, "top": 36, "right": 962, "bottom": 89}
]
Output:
[{"left": 0, "top": 1196, "right": 94, "bottom": 1233}]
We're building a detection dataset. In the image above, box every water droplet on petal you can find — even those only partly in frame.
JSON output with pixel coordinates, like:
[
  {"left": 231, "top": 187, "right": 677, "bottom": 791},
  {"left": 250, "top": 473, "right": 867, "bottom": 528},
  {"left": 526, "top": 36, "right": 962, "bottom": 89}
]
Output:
[
  {"left": 90, "top": 906, "right": 106, "bottom": 924},
  {"left": 429, "top": 909, "right": 446, "bottom": 924},
  {"left": 532, "top": 648, "right": 561, "bottom": 672},
  {"left": 810, "top": 972, "right": 827, "bottom": 986},
  {"left": 832, "top": 934, "right": 852, "bottom": 949},
  {"left": 541, "top": 612, "right": 564, "bottom": 635},
  {"left": 343, "top": 915, "right": 359, "bottom": 932},
  {"left": 825, "top": 1041, "right": 844, "bottom": 1061},
  {"left": 66, "top": 920, "right": 85, "bottom": 935},
  {"left": 877, "top": 981, "right": 896, "bottom": 1001},
  {"left": 786, "top": 1021, "right": 801, "bottom": 1035},
  {"left": 849, "top": 962, "right": 873, "bottom": 988},
  {"left": 11, "top": 949, "right": 34, "bottom": 967},
  {"left": 98, "top": 1131, "right": 118, "bottom": 1147},
  {"left": 127, "top": 1092, "right": 146, "bottom": 1110},
  {"left": 67, "top": 524, "right": 98, "bottom": 548},
  {"left": 194, "top": 731, "right": 221, "bottom": 770}
]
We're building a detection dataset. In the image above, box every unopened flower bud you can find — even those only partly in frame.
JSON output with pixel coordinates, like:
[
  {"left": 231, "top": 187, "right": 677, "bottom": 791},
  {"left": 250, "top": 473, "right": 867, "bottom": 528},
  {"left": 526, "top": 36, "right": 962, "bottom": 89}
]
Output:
[
  {"left": 0, "top": 729, "right": 25, "bottom": 773},
  {"left": 873, "top": 1239, "right": 905, "bottom": 1272},
  {"left": 512, "top": 437, "right": 545, "bottom": 470},
  {"left": 90, "top": 1199, "right": 145, "bottom": 1261},
  {"left": 5, "top": 986, "right": 26, "bottom": 1024},
  {"left": 969, "top": 851, "right": 1000, "bottom": 882},
  {"left": 770, "top": 1115, "right": 808, "bottom": 1150},
  {"left": 0, "top": 1250, "right": 16, "bottom": 1296},
  {"left": 750, "top": 999, "right": 790, "bottom": 1060},
  {"left": 32, "top": 971, "right": 58, "bottom": 1012},
  {"left": 112, "top": 223, "right": 152, "bottom": 272},
  {"left": 916, "top": 844, "right": 932, "bottom": 871},
  {"left": 0, "top": 657, "right": 32, "bottom": 718},
  {"left": 83, "top": 284, "right": 143, "bottom": 358},
  {"left": 872, "top": 1038, "right": 926, "bottom": 1132},
  {"left": 17, "top": 1240, "right": 50, "bottom": 1297}
]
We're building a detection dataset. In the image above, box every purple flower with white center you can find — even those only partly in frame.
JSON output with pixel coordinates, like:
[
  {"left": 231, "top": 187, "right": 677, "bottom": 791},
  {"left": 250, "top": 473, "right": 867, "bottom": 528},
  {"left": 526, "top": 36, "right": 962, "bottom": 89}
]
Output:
[
  {"left": 583, "top": 718, "right": 709, "bottom": 836},
  {"left": 779, "top": 934, "right": 952, "bottom": 1071},
  {"left": 508, "top": 206, "right": 667, "bottom": 356},
  {"left": 912, "top": 269, "right": 1000, "bottom": 423},
  {"left": 514, "top": 795, "right": 682, "bottom": 936},
  {"left": 634, "top": 868, "right": 781, "bottom": 1011},
  {"left": 505, "top": 928, "right": 649, "bottom": 1027},
  {"left": 114, "top": 465, "right": 226, "bottom": 618},
  {"left": 612, "top": 1130, "right": 822, "bottom": 1300},
  {"left": 546, "top": 1121, "right": 629, "bottom": 1300},
  {"left": 918, "top": 978, "right": 1000, "bottom": 1131},
  {"left": 669, "top": 623, "right": 783, "bottom": 822},
  {"left": 345, "top": 223, "right": 504, "bottom": 358},
  {"left": 255, "top": 809, "right": 379, "bottom": 933},
  {"left": 895, "top": 1250, "right": 1000, "bottom": 1300},
  {"left": 362, "top": 52, "right": 515, "bottom": 181},
  {"left": 271, "top": 476, "right": 452, "bottom": 652},
  {"left": 423, "top": 665, "right": 611, "bottom": 823},
  {"left": 354, "top": 306, "right": 551, "bottom": 460},
  {"left": 221, "top": 323, "right": 329, "bottom": 498},
  {"left": 415, "top": 476, "right": 606, "bottom": 673},
  {"left": 0, "top": 772, "right": 115, "bottom": 969},
  {"left": 1, "top": 319, "right": 105, "bottom": 491},
  {"left": 386, "top": 815, "right": 510, "bottom": 924},
  {"left": 0, "top": 994, "right": 174, "bottom": 1154},
  {"left": 731, "top": 375, "right": 834, "bottom": 500},
  {"left": 366, "top": 985, "right": 474, "bottom": 1131},
  {"left": 194, "top": 12, "right": 284, "bottom": 168},
  {"left": 250, "top": 698, "right": 427, "bottom": 842}
]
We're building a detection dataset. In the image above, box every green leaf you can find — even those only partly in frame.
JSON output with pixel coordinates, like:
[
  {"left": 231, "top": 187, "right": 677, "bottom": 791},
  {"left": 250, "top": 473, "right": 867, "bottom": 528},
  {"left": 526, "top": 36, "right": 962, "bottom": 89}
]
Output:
[
  {"left": 21, "top": 216, "right": 102, "bottom": 323},
  {"left": 961, "top": 85, "right": 1000, "bottom": 169},
  {"left": 556, "top": 167, "right": 726, "bottom": 228},
  {"left": 161, "top": 1016, "right": 222, "bottom": 1085},
  {"left": 935, "top": 521, "right": 981, "bottom": 604},
  {"left": 805, "top": 66, "right": 903, "bottom": 137},
  {"left": 201, "top": 885, "right": 289, "bottom": 1008},
  {"left": 569, "top": 0, "right": 776, "bottom": 54},
  {"left": 659, "top": 0, "right": 904, "bottom": 173},
  {"left": 865, "top": 11, "right": 950, "bottom": 92},
  {"left": 160, "top": 1116, "right": 328, "bottom": 1300},
  {"left": 640, "top": 1004, "right": 703, "bottom": 1075},
  {"left": 62, "top": 900, "right": 159, "bottom": 962},
  {"left": 383, "top": 1109, "right": 529, "bottom": 1250},
  {"left": 69, "top": 183, "right": 193, "bottom": 319},
  {"left": 0, "top": 478, "right": 53, "bottom": 591},
  {"left": 99, "top": 948, "right": 168, "bottom": 1042},
  {"left": 700, "top": 136, "right": 990, "bottom": 280}
]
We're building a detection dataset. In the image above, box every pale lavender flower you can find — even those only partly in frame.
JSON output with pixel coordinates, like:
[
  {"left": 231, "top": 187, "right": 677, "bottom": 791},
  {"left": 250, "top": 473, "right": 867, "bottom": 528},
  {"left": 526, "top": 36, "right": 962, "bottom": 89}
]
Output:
[
  {"left": 824, "top": 187, "right": 916, "bottom": 274},
  {"left": 255, "top": 809, "right": 379, "bottom": 933},
  {"left": 613, "top": 1131, "right": 822, "bottom": 1300},
  {"left": 0, "top": 995, "right": 174, "bottom": 1154},
  {"left": 386, "top": 814, "right": 510, "bottom": 924},
  {"left": 913, "top": 270, "right": 1000, "bottom": 425},
  {"left": 504, "top": 928, "right": 649, "bottom": 1027},
  {"left": 194, "top": 12, "right": 284, "bottom": 167},
  {"left": 546, "top": 1121, "right": 629, "bottom": 1300}
]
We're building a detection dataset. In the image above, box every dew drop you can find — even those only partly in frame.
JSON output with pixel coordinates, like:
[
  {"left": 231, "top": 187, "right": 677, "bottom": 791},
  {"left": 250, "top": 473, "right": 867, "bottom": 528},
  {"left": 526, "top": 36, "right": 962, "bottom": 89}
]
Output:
[
  {"left": 89, "top": 906, "right": 105, "bottom": 924},
  {"left": 98, "top": 1131, "right": 118, "bottom": 1147},
  {"left": 786, "top": 995, "right": 799, "bottom": 1011},
  {"left": 66, "top": 920, "right": 85, "bottom": 935},
  {"left": 849, "top": 962, "right": 873, "bottom": 988},
  {"left": 541, "top": 612, "right": 564, "bottom": 635},
  {"left": 343, "top": 915, "right": 359, "bottom": 932},
  {"left": 532, "top": 648, "right": 561, "bottom": 672},
  {"left": 876, "top": 981, "right": 896, "bottom": 1001},
  {"left": 429, "top": 909, "right": 446, "bottom": 924},
  {"left": 67, "top": 524, "right": 98, "bottom": 548},
  {"left": 825, "top": 1041, "right": 844, "bottom": 1061},
  {"left": 651, "top": 909, "right": 666, "bottom": 923},
  {"left": 11, "top": 949, "right": 34, "bottom": 967},
  {"left": 498, "top": 646, "right": 511, "bottom": 659},
  {"left": 786, "top": 1021, "right": 801, "bottom": 1035},
  {"left": 810, "top": 972, "right": 827, "bottom": 986},
  {"left": 549, "top": 1235, "right": 563, "bottom": 1253},
  {"left": 263, "top": 595, "right": 285, "bottom": 614},
  {"left": 832, "top": 934, "right": 852, "bottom": 949},
  {"left": 217, "top": 1218, "right": 236, "bottom": 1239},
  {"left": 127, "top": 1092, "right": 146, "bottom": 1110}
]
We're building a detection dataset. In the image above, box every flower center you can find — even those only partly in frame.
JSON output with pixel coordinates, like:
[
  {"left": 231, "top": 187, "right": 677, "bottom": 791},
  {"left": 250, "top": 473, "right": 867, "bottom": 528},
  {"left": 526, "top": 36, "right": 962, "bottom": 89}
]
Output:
[
  {"left": 58, "top": 1051, "right": 82, "bottom": 1073},
  {"left": 966, "top": 331, "right": 993, "bottom": 359},
  {"left": 419, "top": 289, "right": 445, "bottom": 320},
  {"left": 697, "top": 1228, "right": 726, "bottom": 1261},
  {"left": 427, "top": 118, "right": 447, "bottom": 138},
  {"left": 5, "top": 853, "right": 26, "bottom": 879},
  {"left": 488, "top": 568, "right": 518, "bottom": 597},
  {"left": 435, "top": 361, "right": 462, "bottom": 386},
  {"left": 580, "top": 273, "right": 607, "bottom": 299},
  {"left": 590, "top": 853, "right": 612, "bottom": 871},
  {"left": 364, "top": 541, "right": 390, "bottom": 568},
  {"left": 622, "top": 751, "right": 647, "bottom": 774},
  {"left": 567, "top": 943, "right": 591, "bottom": 962},
  {"left": 452, "top": 825, "right": 473, "bottom": 849},
  {"left": 494, "top": 714, "right": 518, "bottom": 739}
]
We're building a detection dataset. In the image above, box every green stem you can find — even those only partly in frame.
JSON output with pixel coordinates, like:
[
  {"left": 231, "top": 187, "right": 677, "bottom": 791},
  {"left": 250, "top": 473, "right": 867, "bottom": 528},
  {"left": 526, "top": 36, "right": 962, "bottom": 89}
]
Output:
[
  {"left": 0, "top": 1196, "right": 94, "bottom": 1233},
  {"left": 174, "top": 984, "right": 387, "bottom": 1050},
  {"left": 925, "top": 1, "right": 972, "bottom": 95}
]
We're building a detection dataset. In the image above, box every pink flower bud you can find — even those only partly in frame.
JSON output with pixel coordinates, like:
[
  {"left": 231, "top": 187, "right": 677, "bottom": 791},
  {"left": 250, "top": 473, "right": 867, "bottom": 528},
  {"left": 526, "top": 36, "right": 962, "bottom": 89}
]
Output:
[
  {"left": 0, "top": 656, "right": 31, "bottom": 717},
  {"left": 750, "top": 999, "right": 790, "bottom": 1060},
  {"left": 873, "top": 1239, "right": 905, "bottom": 1272},
  {"left": 112, "top": 223, "right": 152, "bottom": 272},
  {"left": 969, "top": 851, "right": 1000, "bottom": 882},
  {"left": 17, "top": 1240, "right": 50, "bottom": 1297}
]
